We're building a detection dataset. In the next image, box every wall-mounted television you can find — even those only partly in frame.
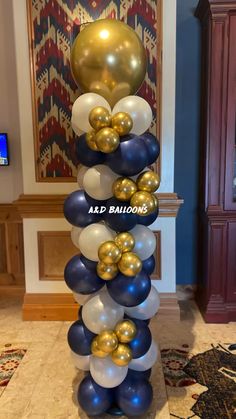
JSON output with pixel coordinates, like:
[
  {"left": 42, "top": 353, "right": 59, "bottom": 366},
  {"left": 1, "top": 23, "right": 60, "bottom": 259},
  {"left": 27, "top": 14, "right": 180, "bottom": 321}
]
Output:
[{"left": 0, "top": 133, "right": 9, "bottom": 166}]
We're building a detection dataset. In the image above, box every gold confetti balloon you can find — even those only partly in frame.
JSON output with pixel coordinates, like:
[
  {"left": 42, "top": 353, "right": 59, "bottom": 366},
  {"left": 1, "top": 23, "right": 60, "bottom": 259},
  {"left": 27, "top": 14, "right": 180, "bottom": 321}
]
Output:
[
  {"left": 95, "top": 127, "right": 120, "bottom": 153},
  {"left": 97, "top": 330, "right": 118, "bottom": 354},
  {"left": 98, "top": 241, "right": 122, "bottom": 264},
  {"left": 137, "top": 171, "right": 160, "bottom": 193},
  {"left": 115, "top": 320, "right": 137, "bottom": 343},
  {"left": 96, "top": 261, "right": 118, "bottom": 281},
  {"left": 89, "top": 106, "right": 111, "bottom": 131},
  {"left": 130, "top": 191, "right": 156, "bottom": 216},
  {"left": 118, "top": 252, "right": 142, "bottom": 276},
  {"left": 112, "top": 177, "right": 137, "bottom": 201},
  {"left": 111, "top": 343, "right": 132, "bottom": 366},
  {"left": 114, "top": 232, "right": 135, "bottom": 253},
  {"left": 111, "top": 112, "right": 133, "bottom": 136},
  {"left": 91, "top": 337, "right": 108, "bottom": 358},
  {"left": 86, "top": 130, "right": 99, "bottom": 151}
]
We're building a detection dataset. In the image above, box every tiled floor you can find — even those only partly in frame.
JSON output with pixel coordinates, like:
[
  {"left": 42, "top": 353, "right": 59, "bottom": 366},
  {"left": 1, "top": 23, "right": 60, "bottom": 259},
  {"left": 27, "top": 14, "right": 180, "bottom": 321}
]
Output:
[{"left": 0, "top": 296, "right": 235, "bottom": 419}]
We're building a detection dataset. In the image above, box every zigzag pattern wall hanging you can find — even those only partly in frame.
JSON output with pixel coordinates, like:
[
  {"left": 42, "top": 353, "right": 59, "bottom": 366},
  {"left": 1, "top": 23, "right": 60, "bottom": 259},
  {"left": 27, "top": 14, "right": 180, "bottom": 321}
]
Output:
[{"left": 27, "top": 0, "right": 160, "bottom": 180}]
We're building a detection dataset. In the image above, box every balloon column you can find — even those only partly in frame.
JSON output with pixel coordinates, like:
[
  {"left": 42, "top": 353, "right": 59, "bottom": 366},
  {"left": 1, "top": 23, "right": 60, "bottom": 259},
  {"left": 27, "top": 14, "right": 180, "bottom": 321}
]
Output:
[{"left": 64, "top": 19, "right": 161, "bottom": 417}]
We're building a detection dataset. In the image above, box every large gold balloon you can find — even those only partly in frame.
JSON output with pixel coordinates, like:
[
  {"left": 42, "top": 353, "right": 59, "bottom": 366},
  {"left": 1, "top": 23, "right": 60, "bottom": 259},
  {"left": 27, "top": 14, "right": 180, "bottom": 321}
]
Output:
[
  {"left": 118, "top": 252, "right": 142, "bottom": 276},
  {"left": 98, "top": 241, "right": 122, "bottom": 264},
  {"left": 97, "top": 261, "right": 118, "bottom": 281},
  {"left": 70, "top": 19, "right": 147, "bottom": 107},
  {"left": 86, "top": 130, "right": 99, "bottom": 151},
  {"left": 91, "top": 337, "right": 108, "bottom": 358},
  {"left": 111, "top": 112, "right": 133, "bottom": 136},
  {"left": 137, "top": 171, "right": 160, "bottom": 193},
  {"left": 130, "top": 191, "right": 156, "bottom": 216},
  {"left": 97, "top": 330, "right": 118, "bottom": 354},
  {"left": 95, "top": 128, "right": 120, "bottom": 153},
  {"left": 112, "top": 177, "right": 137, "bottom": 201},
  {"left": 114, "top": 232, "right": 135, "bottom": 253},
  {"left": 111, "top": 344, "right": 132, "bottom": 366},
  {"left": 115, "top": 320, "right": 137, "bottom": 343},
  {"left": 89, "top": 106, "right": 111, "bottom": 131}
]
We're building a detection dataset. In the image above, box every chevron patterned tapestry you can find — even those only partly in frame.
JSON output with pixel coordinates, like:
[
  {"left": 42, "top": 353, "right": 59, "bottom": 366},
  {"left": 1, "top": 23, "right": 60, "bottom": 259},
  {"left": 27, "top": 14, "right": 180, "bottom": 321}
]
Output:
[{"left": 28, "top": 0, "right": 160, "bottom": 180}]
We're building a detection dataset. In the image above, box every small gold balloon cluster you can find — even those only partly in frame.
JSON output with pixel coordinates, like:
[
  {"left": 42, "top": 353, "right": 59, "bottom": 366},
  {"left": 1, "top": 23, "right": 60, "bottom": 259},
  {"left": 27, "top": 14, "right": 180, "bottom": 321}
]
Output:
[
  {"left": 86, "top": 107, "right": 133, "bottom": 153},
  {"left": 113, "top": 170, "right": 160, "bottom": 216},
  {"left": 91, "top": 319, "right": 137, "bottom": 366},
  {"left": 97, "top": 232, "right": 142, "bottom": 280}
]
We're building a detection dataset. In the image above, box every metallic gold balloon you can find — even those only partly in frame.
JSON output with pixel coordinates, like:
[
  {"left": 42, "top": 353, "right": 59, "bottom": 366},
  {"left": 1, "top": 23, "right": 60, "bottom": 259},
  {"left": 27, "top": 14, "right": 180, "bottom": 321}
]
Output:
[
  {"left": 98, "top": 241, "right": 122, "bottom": 264},
  {"left": 89, "top": 106, "right": 111, "bottom": 131},
  {"left": 97, "top": 261, "right": 118, "bottom": 281},
  {"left": 91, "top": 337, "right": 108, "bottom": 358},
  {"left": 97, "top": 330, "right": 118, "bottom": 354},
  {"left": 152, "top": 194, "right": 159, "bottom": 209},
  {"left": 111, "top": 112, "right": 133, "bottom": 136},
  {"left": 118, "top": 252, "right": 142, "bottom": 276},
  {"left": 112, "top": 177, "right": 137, "bottom": 201},
  {"left": 114, "top": 232, "right": 135, "bottom": 253},
  {"left": 95, "top": 128, "right": 120, "bottom": 153},
  {"left": 137, "top": 171, "right": 160, "bottom": 193},
  {"left": 111, "top": 344, "right": 132, "bottom": 366},
  {"left": 115, "top": 320, "right": 137, "bottom": 343},
  {"left": 130, "top": 191, "right": 156, "bottom": 216},
  {"left": 86, "top": 130, "right": 99, "bottom": 151},
  {"left": 70, "top": 19, "right": 147, "bottom": 107}
]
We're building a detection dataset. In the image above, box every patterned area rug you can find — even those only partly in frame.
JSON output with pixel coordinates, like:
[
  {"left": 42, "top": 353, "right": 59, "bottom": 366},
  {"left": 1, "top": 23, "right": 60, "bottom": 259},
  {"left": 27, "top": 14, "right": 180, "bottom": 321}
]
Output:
[
  {"left": 0, "top": 346, "right": 27, "bottom": 387},
  {"left": 161, "top": 343, "right": 236, "bottom": 419}
]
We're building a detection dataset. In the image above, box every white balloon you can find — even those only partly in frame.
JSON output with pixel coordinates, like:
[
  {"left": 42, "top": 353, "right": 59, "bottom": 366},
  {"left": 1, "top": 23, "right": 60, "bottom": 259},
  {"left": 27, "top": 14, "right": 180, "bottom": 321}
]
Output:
[
  {"left": 124, "top": 286, "right": 160, "bottom": 320},
  {"left": 129, "top": 340, "right": 158, "bottom": 371},
  {"left": 78, "top": 223, "right": 115, "bottom": 261},
  {"left": 82, "top": 289, "right": 124, "bottom": 334},
  {"left": 71, "top": 226, "right": 83, "bottom": 249},
  {"left": 72, "top": 93, "right": 111, "bottom": 134},
  {"left": 70, "top": 350, "right": 91, "bottom": 371},
  {"left": 73, "top": 289, "right": 104, "bottom": 306},
  {"left": 77, "top": 165, "right": 88, "bottom": 188},
  {"left": 83, "top": 165, "right": 118, "bottom": 200},
  {"left": 90, "top": 356, "right": 128, "bottom": 388},
  {"left": 129, "top": 225, "right": 156, "bottom": 260},
  {"left": 112, "top": 96, "right": 152, "bottom": 135},
  {"left": 71, "top": 117, "right": 84, "bottom": 137}
]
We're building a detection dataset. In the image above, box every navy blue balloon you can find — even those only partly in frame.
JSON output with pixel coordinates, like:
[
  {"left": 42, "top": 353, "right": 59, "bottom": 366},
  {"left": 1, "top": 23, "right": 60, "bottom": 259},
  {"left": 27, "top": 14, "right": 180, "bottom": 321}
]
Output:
[
  {"left": 128, "top": 320, "right": 152, "bottom": 359},
  {"left": 107, "top": 270, "right": 151, "bottom": 307},
  {"left": 141, "top": 132, "right": 160, "bottom": 166},
  {"left": 115, "top": 376, "right": 153, "bottom": 416},
  {"left": 78, "top": 374, "right": 114, "bottom": 416},
  {"left": 64, "top": 190, "right": 101, "bottom": 227},
  {"left": 104, "top": 198, "right": 137, "bottom": 232},
  {"left": 67, "top": 320, "right": 96, "bottom": 355},
  {"left": 64, "top": 254, "right": 104, "bottom": 294},
  {"left": 142, "top": 255, "right": 156, "bottom": 276},
  {"left": 106, "top": 135, "right": 148, "bottom": 176},
  {"left": 137, "top": 206, "right": 159, "bottom": 226},
  {"left": 127, "top": 368, "right": 152, "bottom": 381},
  {"left": 80, "top": 254, "right": 98, "bottom": 270},
  {"left": 125, "top": 313, "right": 150, "bottom": 326},
  {"left": 76, "top": 134, "right": 106, "bottom": 166}
]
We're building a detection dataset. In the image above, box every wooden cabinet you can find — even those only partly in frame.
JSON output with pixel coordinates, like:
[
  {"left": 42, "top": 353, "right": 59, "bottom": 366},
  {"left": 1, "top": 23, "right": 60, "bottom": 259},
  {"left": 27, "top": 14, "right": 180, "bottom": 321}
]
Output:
[{"left": 196, "top": 0, "right": 236, "bottom": 322}]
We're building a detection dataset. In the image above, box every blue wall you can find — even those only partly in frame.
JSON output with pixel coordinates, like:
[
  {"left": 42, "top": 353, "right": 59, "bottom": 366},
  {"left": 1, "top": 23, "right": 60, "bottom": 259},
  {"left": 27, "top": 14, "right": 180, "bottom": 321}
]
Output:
[{"left": 175, "top": 0, "right": 201, "bottom": 284}]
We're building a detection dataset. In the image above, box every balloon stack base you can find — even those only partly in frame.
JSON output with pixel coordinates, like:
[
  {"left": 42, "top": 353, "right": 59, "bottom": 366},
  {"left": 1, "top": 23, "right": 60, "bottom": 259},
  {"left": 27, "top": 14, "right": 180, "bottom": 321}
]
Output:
[{"left": 106, "top": 405, "right": 124, "bottom": 416}]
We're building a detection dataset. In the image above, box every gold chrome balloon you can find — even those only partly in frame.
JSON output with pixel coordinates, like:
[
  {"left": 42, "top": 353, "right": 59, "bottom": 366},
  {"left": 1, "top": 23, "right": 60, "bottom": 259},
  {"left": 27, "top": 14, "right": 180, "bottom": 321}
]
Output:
[
  {"left": 86, "top": 130, "right": 99, "bottom": 151},
  {"left": 112, "top": 177, "right": 137, "bottom": 201},
  {"left": 111, "top": 344, "right": 132, "bottom": 366},
  {"left": 70, "top": 19, "right": 147, "bottom": 106},
  {"left": 98, "top": 241, "right": 122, "bottom": 264},
  {"left": 137, "top": 171, "right": 160, "bottom": 193},
  {"left": 97, "top": 261, "right": 118, "bottom": 281},
  {"left": 130, "top": 191, "right": 156, "bottom": 216},
  {"left": 97, "top": 330, "right": 118, "bottom": 354},
  {"left": 89, "top": 106, "right": 111, "bottom": 131},
  {"left": 152, "top": 194, "right": 159, "bottom": 209},
  {"left": 95, "top": 128, "right": 120, "bottom": 153},
  {"left": 115, "top": 320, "right": 137, "bottom": 343},
  {"left": 111, "top": 112, "right": 133, "bottom": 136},
  {"left": 118, "top": 252, "right": 142, "bottom": 276},
  {"left": 91, "top": 337, "right": 108, "bottom": 358},
  {"left": 114, "top": 232, "right": 135, "bottom": 253}
]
